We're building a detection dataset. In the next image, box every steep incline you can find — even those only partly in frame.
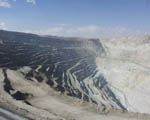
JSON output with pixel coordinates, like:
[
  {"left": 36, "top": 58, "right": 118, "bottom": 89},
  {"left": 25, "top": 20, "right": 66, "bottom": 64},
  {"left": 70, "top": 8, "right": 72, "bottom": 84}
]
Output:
[
  {"left": 0, "top": 30, "right": 126, "bottom": 112},
  {"left": 99, "top": 36, "right": 150, "bottom": 113},
  {"left": 0, "top": 30, "right": 150, "bottom": 119}
]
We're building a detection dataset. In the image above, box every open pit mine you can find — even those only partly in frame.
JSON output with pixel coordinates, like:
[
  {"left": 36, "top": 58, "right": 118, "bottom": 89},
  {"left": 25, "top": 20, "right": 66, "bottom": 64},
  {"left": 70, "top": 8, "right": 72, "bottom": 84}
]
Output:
[{"left": 0, "top": 30, "right": 150, "bottom": 120}]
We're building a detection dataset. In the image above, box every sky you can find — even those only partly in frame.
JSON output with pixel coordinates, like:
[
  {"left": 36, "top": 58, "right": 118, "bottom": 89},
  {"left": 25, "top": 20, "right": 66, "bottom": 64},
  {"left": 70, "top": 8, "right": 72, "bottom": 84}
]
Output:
[{"left": 0, "top": 0, "right": 150, "bottom": 38}]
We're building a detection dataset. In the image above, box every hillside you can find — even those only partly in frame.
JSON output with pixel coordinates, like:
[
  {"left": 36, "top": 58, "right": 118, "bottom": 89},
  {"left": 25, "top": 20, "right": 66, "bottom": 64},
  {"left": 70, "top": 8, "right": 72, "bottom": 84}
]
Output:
[{"left": 0, "top": 30, "right": 150, "bottom": 120}]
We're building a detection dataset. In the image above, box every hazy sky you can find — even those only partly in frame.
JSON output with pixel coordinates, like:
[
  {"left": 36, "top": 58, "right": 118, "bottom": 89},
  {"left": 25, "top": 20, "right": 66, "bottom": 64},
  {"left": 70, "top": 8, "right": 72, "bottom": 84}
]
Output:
[{"left": 0, "top": 0, "right": 150, "bottom": 38}]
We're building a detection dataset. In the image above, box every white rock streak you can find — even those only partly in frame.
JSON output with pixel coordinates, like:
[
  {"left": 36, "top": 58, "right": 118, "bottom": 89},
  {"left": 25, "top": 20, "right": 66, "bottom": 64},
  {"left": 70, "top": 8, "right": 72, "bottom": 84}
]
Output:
[{"left": 0, "top": 108, "right": 27, "bottom": 120}]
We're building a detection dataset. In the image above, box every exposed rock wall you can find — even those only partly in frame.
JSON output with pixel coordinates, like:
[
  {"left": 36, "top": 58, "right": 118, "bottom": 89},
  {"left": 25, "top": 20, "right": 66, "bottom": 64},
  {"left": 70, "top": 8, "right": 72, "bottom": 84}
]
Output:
[
  {"left": 99, "top": 36, "right": 150, "bottom": 113},
  {"left": 0, "top": 30, "right": 150, "bottom": 118}
]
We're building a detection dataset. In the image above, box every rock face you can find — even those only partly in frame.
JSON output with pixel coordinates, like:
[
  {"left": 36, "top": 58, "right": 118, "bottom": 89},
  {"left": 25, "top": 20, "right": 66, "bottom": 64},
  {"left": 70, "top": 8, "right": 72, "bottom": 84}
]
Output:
[
  {"left": 99, "top": 36, "right": 150, "bottom": 114},
  {"left": 0, "top": 30, "right": 150, "bottom": 118}
]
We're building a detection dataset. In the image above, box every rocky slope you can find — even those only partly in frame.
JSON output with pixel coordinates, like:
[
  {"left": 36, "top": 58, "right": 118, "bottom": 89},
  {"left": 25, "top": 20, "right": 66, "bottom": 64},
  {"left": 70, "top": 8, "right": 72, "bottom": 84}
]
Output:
[
  {"left": 0, "top": 30, "right": 150, "bottom": 119},
  {"left": 99, "top": 35, "right": 150, "bottom": 113}
]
